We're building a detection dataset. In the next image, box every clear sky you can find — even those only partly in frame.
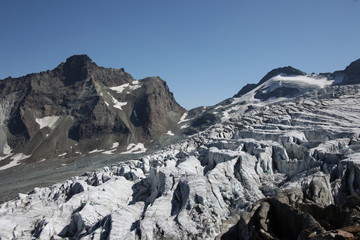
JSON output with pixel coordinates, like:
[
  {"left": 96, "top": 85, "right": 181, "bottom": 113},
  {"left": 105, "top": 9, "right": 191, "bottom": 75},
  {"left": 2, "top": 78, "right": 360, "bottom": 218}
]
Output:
[{"left": 1, "top": 0, "right": 359, "bottom": 109}]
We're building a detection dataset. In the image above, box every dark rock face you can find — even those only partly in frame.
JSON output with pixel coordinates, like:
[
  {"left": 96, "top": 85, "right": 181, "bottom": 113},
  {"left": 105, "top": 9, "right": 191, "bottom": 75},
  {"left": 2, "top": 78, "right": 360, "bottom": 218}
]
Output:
[
  {"left": 233, "top": 83, "right": 257, "bottom": 98},
  {"left": 0, "top": 55, "right": 185, "bottom": 163},
  {"left": 334, "top": 58, "right": 360, "bottom": 85},
  {"left": 235, "top": 197, "right": 360, "bottom": 240},
  {"left": 254, "top": 86, "right": 301, "bottom": 100}
]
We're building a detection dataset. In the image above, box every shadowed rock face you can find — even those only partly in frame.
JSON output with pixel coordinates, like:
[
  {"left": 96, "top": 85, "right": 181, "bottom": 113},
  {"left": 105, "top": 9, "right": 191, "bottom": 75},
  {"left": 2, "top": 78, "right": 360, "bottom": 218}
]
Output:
[
  {"left": 254, "top": 86, "right": 301, "bottom": 100},
  {"left": 0, "top": 55, "right": 185, "bottom": 163},
  {"left": 337, "top": 58, "right": 360, "bottom": 85},
  {"left": 235, "top": 197, "right": 360, "bottom": 240}
]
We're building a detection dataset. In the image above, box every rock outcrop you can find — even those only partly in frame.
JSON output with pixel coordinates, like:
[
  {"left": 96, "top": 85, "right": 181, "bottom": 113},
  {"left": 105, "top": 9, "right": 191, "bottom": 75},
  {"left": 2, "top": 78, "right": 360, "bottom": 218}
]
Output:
[{"left": 333, "top": 58, "right": 360, "bottom": 85}]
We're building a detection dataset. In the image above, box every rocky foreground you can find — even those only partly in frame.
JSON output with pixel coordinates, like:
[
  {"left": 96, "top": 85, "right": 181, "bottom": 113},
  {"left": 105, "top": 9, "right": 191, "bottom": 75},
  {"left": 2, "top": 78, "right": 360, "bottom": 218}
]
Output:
[{"left": 1, "top": 78, "right": 360, "bottom": 239}]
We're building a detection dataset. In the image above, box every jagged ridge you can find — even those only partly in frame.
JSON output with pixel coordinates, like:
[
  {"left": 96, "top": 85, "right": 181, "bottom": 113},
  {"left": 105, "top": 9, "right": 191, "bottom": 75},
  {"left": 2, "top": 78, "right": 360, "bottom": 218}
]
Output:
[{"left": 0, "top": 55, "right": 185, "bottom": 166}]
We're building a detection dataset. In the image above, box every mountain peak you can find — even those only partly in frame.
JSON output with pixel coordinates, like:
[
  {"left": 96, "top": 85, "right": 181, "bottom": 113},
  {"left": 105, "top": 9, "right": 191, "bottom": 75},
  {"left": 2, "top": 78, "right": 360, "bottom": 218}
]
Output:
[
  {"left": 258, "top": 66, "right": 306, "bottom": 85},
  {"left": 64, "top": 54, "right": 93, "bottom": 65},
  {"left": 234, "top": 66, "right": 306, "bottom": 98},
  {"left": 343, "top": 58, "right": 360, "bottom": 78},
  {"left": 59, "top": 54, "right": 97, "bottom": 84},
  {"left": 329, "top": 58, "right": 360, "bottom": 85},
  {"left": 63, "top": 54, "right": 96, "bottom": 71}
]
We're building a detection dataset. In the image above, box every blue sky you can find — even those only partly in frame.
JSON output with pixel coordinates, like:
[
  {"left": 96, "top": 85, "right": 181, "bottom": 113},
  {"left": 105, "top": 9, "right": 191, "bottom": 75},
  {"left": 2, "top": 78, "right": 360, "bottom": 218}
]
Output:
[{"left": 1, "top": 0, "right": 359, "bottom": 109}]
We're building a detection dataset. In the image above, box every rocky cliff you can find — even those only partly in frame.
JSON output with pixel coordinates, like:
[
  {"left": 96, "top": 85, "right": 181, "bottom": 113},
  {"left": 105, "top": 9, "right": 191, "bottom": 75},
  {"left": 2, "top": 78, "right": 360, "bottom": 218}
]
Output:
[{"left": 0, "top": 55, "right": 185, "bottom": 167}]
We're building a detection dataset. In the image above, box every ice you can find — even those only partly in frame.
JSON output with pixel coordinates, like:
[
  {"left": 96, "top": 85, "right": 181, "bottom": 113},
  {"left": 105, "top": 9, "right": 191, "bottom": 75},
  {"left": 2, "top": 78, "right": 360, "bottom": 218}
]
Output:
[
  {"left": 222, "top": 74, "right": 335, "bottom": 121},
  {"left": 1, "top": 83, "right": 360, "bottom": 239},
  {"left": 35, "top": 116, "right": 60, "bottom": 129}
]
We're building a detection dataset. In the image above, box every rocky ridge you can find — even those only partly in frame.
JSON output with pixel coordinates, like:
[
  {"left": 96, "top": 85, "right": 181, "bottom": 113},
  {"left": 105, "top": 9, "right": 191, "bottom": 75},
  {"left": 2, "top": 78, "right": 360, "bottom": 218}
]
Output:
[
  {"left": 1, "top": 59, "right": 360, "bottom": 239},
  {"left": 0, "top": 55, "right": 185, "bottom": 169}
]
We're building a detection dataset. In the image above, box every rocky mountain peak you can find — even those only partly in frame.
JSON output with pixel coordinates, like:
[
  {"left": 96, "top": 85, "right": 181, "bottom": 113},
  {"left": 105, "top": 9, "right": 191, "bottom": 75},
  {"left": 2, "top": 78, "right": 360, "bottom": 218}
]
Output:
[
  {"left": 344, "top": 58, "right": 360, "bottom": 74},
  {"left": 341, "top": 58, "right": 360, "bottom": 85},
  {"left": 58, "top": 54, "right": 97, "bottom": 84},
  {"left": 65, "top": 54, "right": 94, "bottom": 65},
  {"left": 0, "top": 55, "right": 185, "bottom": 166},
  {"left": 258, "top": 66, "right": 306, "bottom": 85},
  {"left": 234, "top": 66, "right": 306, "bottom": 98}
]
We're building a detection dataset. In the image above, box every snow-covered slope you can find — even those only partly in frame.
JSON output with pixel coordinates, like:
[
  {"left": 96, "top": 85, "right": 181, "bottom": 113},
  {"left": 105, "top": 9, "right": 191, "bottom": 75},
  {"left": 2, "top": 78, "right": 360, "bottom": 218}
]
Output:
[
  {"left": 1, "top": 82, "right": 360, "bottom": 239},
  {"left": 218, "top": 73, "right": 334, "bottom": 122},
  {"left": 176, "top": 73, "right": 335, "bottom": 133}
]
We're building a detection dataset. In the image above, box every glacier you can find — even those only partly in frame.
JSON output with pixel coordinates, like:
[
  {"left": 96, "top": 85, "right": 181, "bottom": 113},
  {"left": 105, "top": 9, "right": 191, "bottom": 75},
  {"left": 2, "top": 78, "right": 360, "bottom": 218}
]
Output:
[{"left": 1, "top": 76, "right": 360, "bottom": 239}]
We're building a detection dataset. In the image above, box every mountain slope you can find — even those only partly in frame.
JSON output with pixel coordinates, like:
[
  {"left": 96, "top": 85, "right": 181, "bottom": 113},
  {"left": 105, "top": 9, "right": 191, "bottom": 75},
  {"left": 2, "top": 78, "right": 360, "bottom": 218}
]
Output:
[
  {"left": 0, "top": 55, "right": 185, "bottom": 169},
  {"left": 1, "top": 58, "right": 360, "bottom": 239}
]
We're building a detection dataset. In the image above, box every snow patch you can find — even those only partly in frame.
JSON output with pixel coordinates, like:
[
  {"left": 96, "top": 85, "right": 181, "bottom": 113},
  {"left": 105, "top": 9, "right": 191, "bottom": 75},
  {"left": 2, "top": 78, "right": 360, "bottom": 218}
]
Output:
[
  {"left": 178, "top": 112, "right": 188, "bottom": 124},
  {"left": 36, "top": 116, "right": 60, "bottom": 129},
  {"left": 128, "top": 84, "right": 141, "bottom": 92},
  {"left": 166, "top": 131, "right": 175, "bottom": 136},
  {"left": 110, "top": 94, "right": 127, "bottom": 110},
  {"left": 114, "top": 101, "right": 127, "bottom": 110},
  {"left": 0, "top": 153, "right": 31, "bottom": 170},
  {"left": 102, "top": 150, "right": 115, "bottom": 155},
  {"left": 58, "top": 153, "right": 67, "bottom": 157},
  {"left": 111, "top": 142, "right": 119, "bottom": 149},
  {"left": 109, "top": 81, "right": 142, "bottom": 94},
  {"left": 270, "top": 74, "right": 334, "bottom": 88},
  {"left": 3, "top": 143, "right": 12, "bottom": 155},
  {"left": 109, "top": 83, "right": 130, "bottom": 94},
  {"left": 121, "top": 143, "right": 147, "bottom": 154},
  {"left": 89, "top": 149, "right": 104, "bottom": 154}
]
